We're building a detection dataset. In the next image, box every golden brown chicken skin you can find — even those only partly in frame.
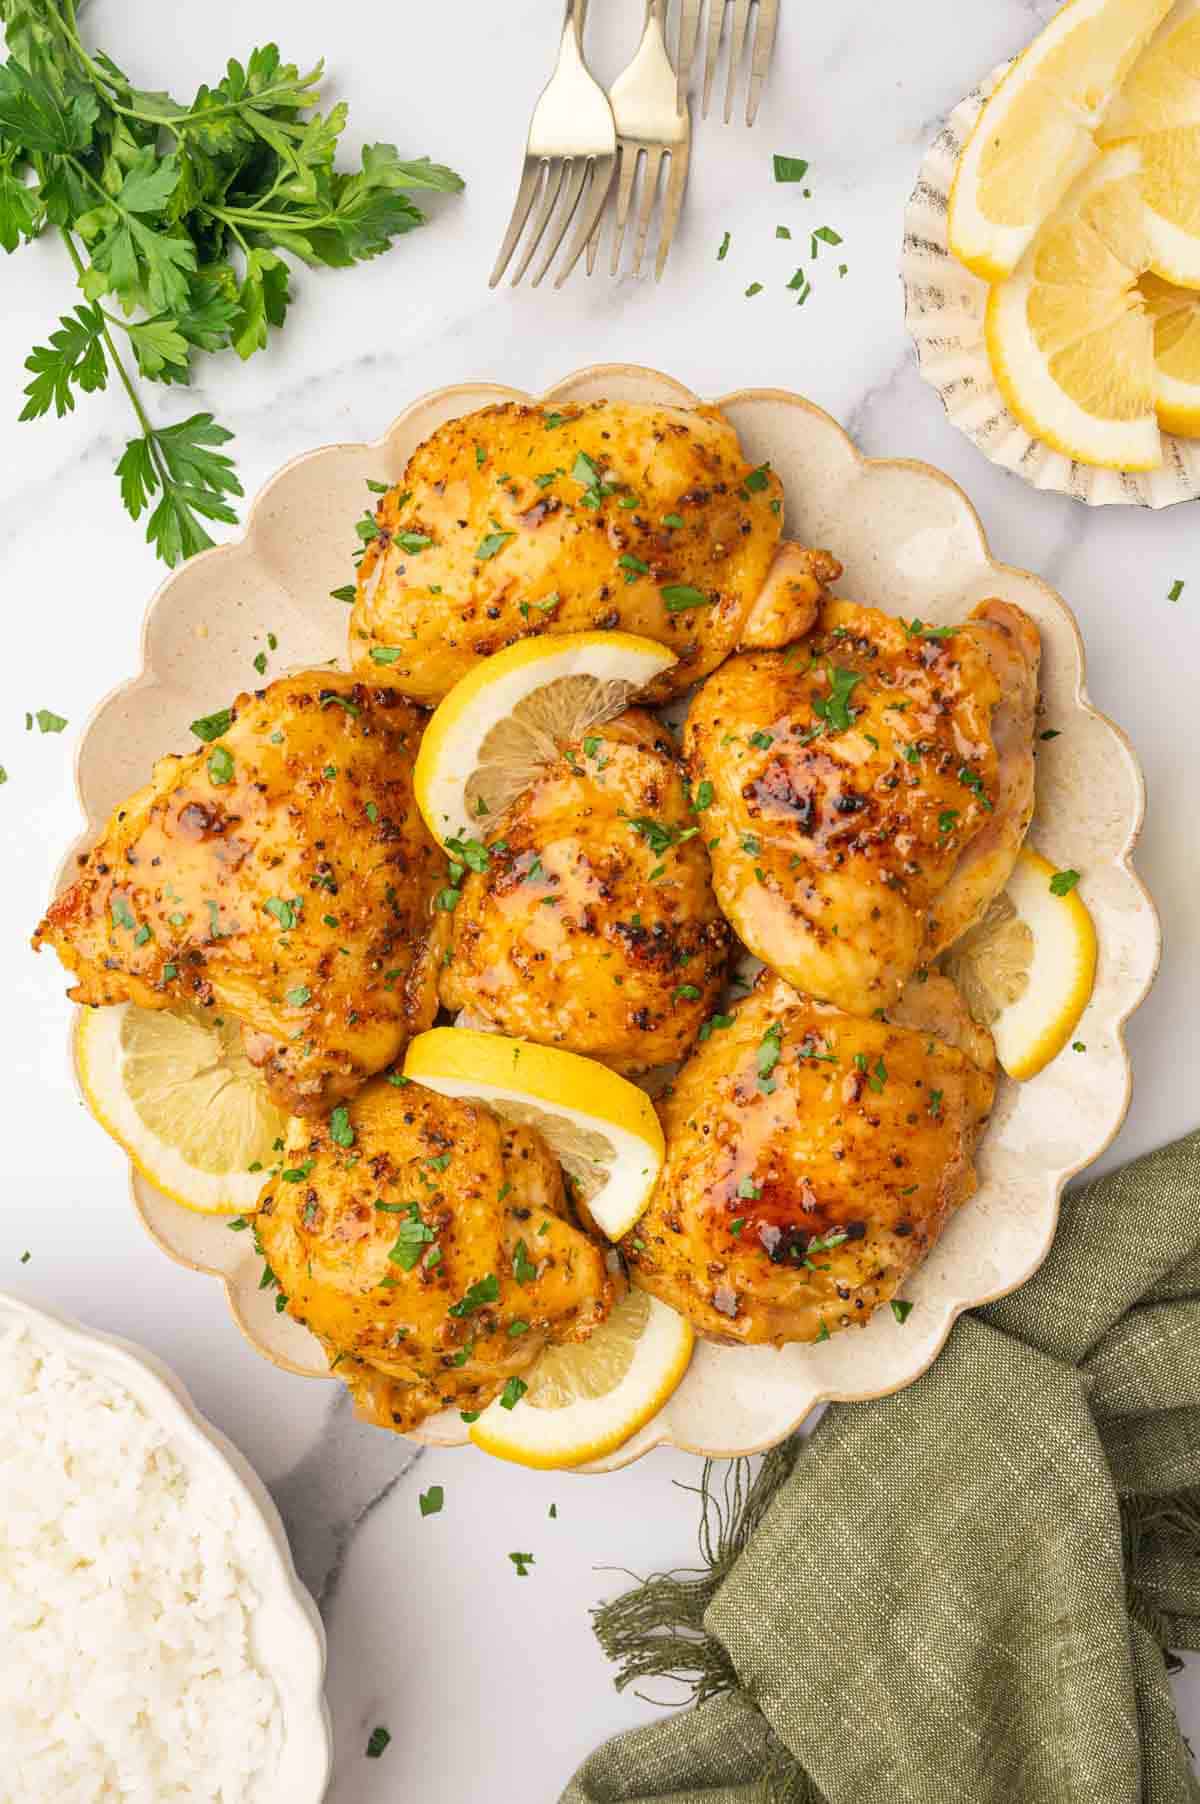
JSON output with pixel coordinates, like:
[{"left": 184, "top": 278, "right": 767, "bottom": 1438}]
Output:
[
  {"left": 440, "top": 710, "right": 729, "bottom": 1073},
  {"left": 684, "top": 598, "right": 1039, "bottom": 1018},
  {"left": 349, "top": 399, "right": 840, "bottom": 701},
  {"left": 33, "top": 672, "right": 446, "bottom": 1116},
  {"left": 255, "top": 1079, "right": 614, "bottom": 1433},
  {"left": 624, "top": 974, "right": 995, "bottom": 1345}
]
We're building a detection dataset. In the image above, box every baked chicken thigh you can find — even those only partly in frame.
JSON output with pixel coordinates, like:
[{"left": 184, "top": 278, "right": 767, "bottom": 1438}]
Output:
[
  {"left": 34, "top": 672, "right": 445, "bottom": 1116},
  {"left": 350, "top": 399, "right": 841, "bottom": 701},
  {"left": 685, "top": 598, "right": 1039, "bottom": 1017},
  {"left": 255, "top": 1078, "right": 614, "bottom": 1432},
  {"left": 441, "top": 710, "right": 729, "bottom": 1072},
  {"left": 625, "top": 973, "right": 995, "bottom": 1344}
]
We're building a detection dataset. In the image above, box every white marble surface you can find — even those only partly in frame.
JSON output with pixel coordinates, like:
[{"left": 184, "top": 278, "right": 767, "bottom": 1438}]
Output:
[{"left": 3, "top": 1, "right": 1199, "bottom": 1798}]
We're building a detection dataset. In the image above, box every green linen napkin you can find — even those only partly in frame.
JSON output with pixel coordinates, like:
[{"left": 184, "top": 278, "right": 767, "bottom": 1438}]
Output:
[{"left": 564, "top": 1131, "right": 1200, "bottom": 1804}]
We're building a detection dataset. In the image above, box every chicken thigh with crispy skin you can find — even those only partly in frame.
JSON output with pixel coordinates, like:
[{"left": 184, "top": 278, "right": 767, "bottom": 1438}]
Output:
[
  {"left": 440, "top": 710, "right": 729, "bottom": 1072},
  {"left": 624, "top": 973, "right": 995, "bottom": 1345},
  {"left": 350, "top": 399, "right": 841, "bottom": 701},
  {"left": 255, "top": 1079, "right": 614, "bottom": 1432},
  {"left": 684, "top": 597, "right": 1040, "bottom": 1018},
  {"left": 33, "top": 672, "right": 446, "bottom": 1116}
]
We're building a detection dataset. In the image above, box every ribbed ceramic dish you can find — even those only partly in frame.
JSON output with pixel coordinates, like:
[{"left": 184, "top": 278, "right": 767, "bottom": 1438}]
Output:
[
  {"left": 0, "top": 1290, "right": 332, "bottom": 1798},
  {"left": 903, "top": 66, "right": 1200, "bottom": 510},
  {"left": 54, "top": 366, "right": 1160, "bottom": 1472}
]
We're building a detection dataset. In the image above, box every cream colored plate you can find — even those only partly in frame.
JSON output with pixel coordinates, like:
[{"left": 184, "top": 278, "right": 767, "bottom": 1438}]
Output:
[
  {"left": 903, "top": 66, "right": 1200, "bottom": 509},
  {"left": 55, "top": 367, "right": 1160, "bottom": 1472}
]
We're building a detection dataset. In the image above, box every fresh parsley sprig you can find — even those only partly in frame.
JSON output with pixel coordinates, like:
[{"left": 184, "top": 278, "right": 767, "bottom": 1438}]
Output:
[{"left": 0, "top": 3, "right": 462, "bottom": 565}]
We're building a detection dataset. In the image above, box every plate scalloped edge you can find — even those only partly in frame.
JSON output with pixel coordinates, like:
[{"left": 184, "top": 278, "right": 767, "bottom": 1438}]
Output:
[
  {"left": 0, "top": 1289, "right": 332, "bottom": 1796},
  {"left": 51, "top": 364, "right": 1161, "bottom": 1473}
]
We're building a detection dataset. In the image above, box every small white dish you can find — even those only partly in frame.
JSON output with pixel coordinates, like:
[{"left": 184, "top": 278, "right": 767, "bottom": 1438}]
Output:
[
  {"left": 51, "top": 365, "right": 1160, "bottom": 1471},
  {"left": 903, "top": 66, "right": 1200, "bottom": 510},
  {"left": 0, "top": 1290, "right": 332, "bottom": 1802}
]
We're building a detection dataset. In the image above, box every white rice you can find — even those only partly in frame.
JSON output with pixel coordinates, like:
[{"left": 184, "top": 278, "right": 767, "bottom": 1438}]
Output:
[{"left": 0, "top": 1322, "right": 283, "bottom": 1803}]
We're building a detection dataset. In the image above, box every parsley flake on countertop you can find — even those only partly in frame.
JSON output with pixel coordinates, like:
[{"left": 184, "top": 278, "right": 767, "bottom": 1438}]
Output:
[
  {"left": 745, "top": 282, "right": 763, "bottom": 297},
  {"left": 418, "top": 1485, "right": 444, "bottom": 1517},
  {"left": 34, "top": 708, "right": 68, "bottom": 734},
  {"left": 773, "top": 155, "right": 809, "bottom": 182},
  {"left": 717, "top": 230, "right": 731, "bottom": 260},
  {"left": 508, "top": 1551, "right": 535, "bottom": 1576},
  {"left": 1168, "top": 579, "right": 1185, "bottom": 602},
  {"left": 366, "top": 1726, "right": 392, "bottom": 1759}
]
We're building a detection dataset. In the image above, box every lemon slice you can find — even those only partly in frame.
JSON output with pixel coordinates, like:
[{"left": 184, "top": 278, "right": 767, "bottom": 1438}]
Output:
[
  {"left": 412, "top": 631, "right": 676, "bottom": 848},
  {"left": 1101, "top": 0, "right": 1200, "bottom": 140},
  {"left": 948, "top": 0, "right": 1172, "bottom": 281},
  {"left": 76, "top": 1003, "right": 288, "bottom": 1213},
  {"left": 403, "top": 1027, "right": 665, "bottom": 1239},
  {"left": 1140, "top": 271, "right": 1200, "bottom": 434},
  {"left": 469, "top": 1288, "right": 693, "bottom": 1469},
  {"left": 986, "top": 145, "right": 1162, "bottom": 470},
  {"left": 943, "top": 847, "right": 1097, "bottom": 1082}
]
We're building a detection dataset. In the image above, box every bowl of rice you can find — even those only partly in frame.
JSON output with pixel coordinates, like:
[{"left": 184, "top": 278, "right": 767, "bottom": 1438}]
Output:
[{"left": 0, "top": 1292, "right": 332, "bottom": 1803}]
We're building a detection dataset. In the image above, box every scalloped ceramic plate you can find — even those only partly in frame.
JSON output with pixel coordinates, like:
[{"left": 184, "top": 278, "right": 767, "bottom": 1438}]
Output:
[
  {"left": 903, "top": 66, "right": 1200, "bottom": 509},
  {"left": 0, "top": 1290, "right": 331, "bottom": 1798},
  {"left": 53, "top": 367, "right": 1159, "bottom": 1472}
]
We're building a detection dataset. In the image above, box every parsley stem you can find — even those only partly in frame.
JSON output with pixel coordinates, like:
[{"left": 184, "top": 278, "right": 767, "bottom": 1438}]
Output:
[{"left": 60, "top": 229, "right": 168, "bottom": 487}]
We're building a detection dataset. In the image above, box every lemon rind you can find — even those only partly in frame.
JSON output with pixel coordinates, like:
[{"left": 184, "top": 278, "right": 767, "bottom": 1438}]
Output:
[
  {"left": 988, "top": 849, "right": 1099, "bottom": 1082},
  {"left": 468, "top": 1295, "right": 694, "bottom": 1470}
]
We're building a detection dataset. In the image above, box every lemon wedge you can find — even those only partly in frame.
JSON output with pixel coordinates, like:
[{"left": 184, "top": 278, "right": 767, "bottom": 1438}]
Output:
[
  {"left": 76, "top": 1003, "right": 288, "bottom": 1213},
  {"left": 1140, "top": 271, "right": 1200, "bottom": 434},
  {"left": 948, "top": 0, "right": 1172, "bottom": 282},
  {"left": 412, "top": 631, "right": 676, "bottom": 848},
  {"left": 403, "top": 1027, "right": 665, "bottom": 1240},
  {"left": 469, "top": 1288, "right": 693, "bottom": 1469},
  {"left": 943, "top": 847, "right": 1097, "bottom": 1082},
  {"left": 986, "top": 145, "right": 1162, "bottom": 469},
  {"left": 1101, "top": 0, "right": 1200, "bottom": 139}
]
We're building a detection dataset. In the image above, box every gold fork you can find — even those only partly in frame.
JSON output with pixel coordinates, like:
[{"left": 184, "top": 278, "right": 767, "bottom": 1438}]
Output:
[
  {"left": 591, "top": 0, "right": 691, "bottom": 281},
  {"left": 677, "top": 0, "right": 780, "bottom": 125}
]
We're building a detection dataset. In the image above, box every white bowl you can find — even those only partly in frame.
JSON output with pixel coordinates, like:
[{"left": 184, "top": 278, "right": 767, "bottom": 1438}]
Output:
[
  {"left": 50, "top": 366, "right": 1160, "bottom": 1470},
  {"left": 0, "top": 1290, "right": 332, "bottom": 1802}
]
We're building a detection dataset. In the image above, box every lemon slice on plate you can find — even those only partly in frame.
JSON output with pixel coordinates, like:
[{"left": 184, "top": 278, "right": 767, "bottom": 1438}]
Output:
[
  {"left": 1140, "top": 272, "right": 1200, "bottom": 434},
  {"left": 943, "top": 847, "right": 1097, "bottom": 1082},
  {"left": 986, "top": 144, "right": 1161, "bottom": 470},
  {"left": 469, "top": 1288, "right": 693, "bottom": 1469},
  {"left": 76, "top": 1003, "right": 288, "bottom": 1213},
  {"left": 1100, "top": 0, "right": 1200, "bottom": 283},
  {"left": 1101, "top": 0, "right": 1200, "bottom": 139},
  {"left": 948, "top": 0, "right": 1172, "bottom": 281},
  {"left": 412, "top": 631, "right": 676, "bottom": 848},
  {"left": 403, "top": 1027, "right": 664, "bottom": 1239}
]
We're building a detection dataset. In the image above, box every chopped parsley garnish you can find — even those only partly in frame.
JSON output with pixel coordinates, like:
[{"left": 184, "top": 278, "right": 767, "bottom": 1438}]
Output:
[
  {"left": 395, "top": 531, "right": 432, "bottom": 555},
  {"left": 938, "top": 810, "right": 959, "bottom": 835},
  {"left": 744, "top": 463, "right": 771, "bottom": 492},
  {"left": 690, "top": 780, "right": 714, "bottom": 812},
  {"left": 475, "top": 529, "right": 514, "bottom": 561},
  {"left": 661, "top": 584, "right": 713, "bottom": 612},
  {"left": 330, "top": 584, "right": 356, "bottom": 604},
  {"left": 737, "top": 1176, "right": 760, "bottom": 1199},
  {"left": 369, "top": 646, "right": 403, "bottom": 665},
  {"left": 366, "top": 1726, "right": 391, "bottom": 1759},
  {"left": 1039, "top": 728, "right": 1060, "bottom": 741},
  {"left": 812, "top": 666, "right": 862, "bottom": 734},
  {"left": 717, "top": 230, "right": 731, "bottom": 260},
  {"left": 663, "top": 512, "right": 685, "bottom": 529},
  {"left": 929, "top": 1090, "right": 944, "bottom": 1120},
  {"left": 508, "top": 1551, "right": 535, "bottom": 1576},
  {"left": 329, "top": 1106, "right": 354, "bottom": 1148},
  {"left": 958, "top": 766, "right": 992, "bottom": 810},
  {"left": 1050, "top": 867, "right": 1081, "bottom": 896},
  {"left": 745, "top": 281, "right": 763, "bottom": 297},
  {"left": 445, "top": 836, "right": 490, "bottom": 873},
  {"left": 776, "top": 224, "right": 791, "bottom": 239},
  {"left": 207, "top": 745, "right": 234, "bottom": 785},
  {"left": 730, "top": 1217, "right": 747, "bottom": 1237},
  {"left": 619, "top": 553, "right": 649, "bottom": 582},
  {"left": 449, "top": 1274, "right": 500, "bottom": 1317},
  {"left": 902, "top": 617, "right": 955, "bottom": 642},
  {"left": 815, "top": 1318, "right": 831, "bottom": 1343},
  {"left": 111, "top": 897, "right": 136, "bottom": 931},
  {"left": 890, "top": 1299, "right": 914, "bottom": 1325},
  {"left": 434, "top": 887, "right": 461, "bottom": 911},
  {"left": 387, "top": 1208, "right": 436, "bottom": 1271},
  {"left": 811, "top": 225, "right": 843, "bottom": 255},
  {"left": 419, "top": 1485, "right": 444, "bottom": 1518},
  {"left": 512, "top": 1240, "right": 537, "bottom": 1285},
  {"left": 253, "top": 650, "right": 267, "bottom": 676},
  {"left": 1168, "top": 579, "right": 1185, "bottom": 602},
  {"left": 34, "top": 708, "right": 68, "bottom": 734},
  {"left": 749, "top": 729, "right": 774, "bottom": 750},
  {"left": 499, "top": 1376, "right": 528, "bottom": 1410},
  {"left": 757, "top": 1020, "right": 783, "bottom": 1090},
  {"left": 190, "top": 707, "right": 233, "bottom": 743},
  {"left": 264, "top": 897, "right": 297, "bottom": 930},
  {"left": 773, "top": 154, "right": 809, "bottom": 182},
  {"left": 674, "top": 983, "right": 701, "bottom": 1002},
  {"left": 699, "top": 1013, "right": 734, "bottom": 1041}
]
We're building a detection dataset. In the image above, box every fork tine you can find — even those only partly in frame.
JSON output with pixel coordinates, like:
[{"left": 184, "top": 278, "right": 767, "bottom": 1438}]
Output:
[
  {"left": 723, "top": 0, "right": 753, "bottom": 123},
  {"left": 609, "top": 142, "right": 640, "bottom": 276},
  {"left": 675, "top": 0, "right": 703, "bottom": 113},
  {"left": 746, "top": 0, "right": 779, "bottom": 125},
  {"left": 559, "top": 155, "right": 617, "bottom": 287},
  {"left": 530, "top": 156, "right": 589, "bottom": 288},
  {"left": 701, "top": 0, "right": 725, "bottom": 119},
  {"left": 654, "top": 134, "right": 690, "bottom": 280},
  {"left": 489, "top": 160, "right": 544, "bottom": 288},
  {"left": 511, "top": 158, "right": 567, "bottom": 286},
  {"left": 630, "top": 146, "right": 665, "bottom": 278}
]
